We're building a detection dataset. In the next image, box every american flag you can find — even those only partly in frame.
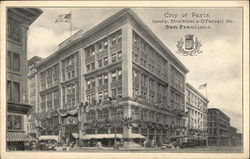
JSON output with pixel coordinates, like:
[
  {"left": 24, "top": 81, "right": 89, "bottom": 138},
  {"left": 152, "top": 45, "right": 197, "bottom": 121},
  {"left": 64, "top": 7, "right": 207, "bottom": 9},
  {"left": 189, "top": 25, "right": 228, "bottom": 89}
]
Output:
[
  {"left": 198, "top": 83, "right": 207, "bottom": 89},
  {"left": 55, "top": 13, "right": 71, "bottom": 23}
]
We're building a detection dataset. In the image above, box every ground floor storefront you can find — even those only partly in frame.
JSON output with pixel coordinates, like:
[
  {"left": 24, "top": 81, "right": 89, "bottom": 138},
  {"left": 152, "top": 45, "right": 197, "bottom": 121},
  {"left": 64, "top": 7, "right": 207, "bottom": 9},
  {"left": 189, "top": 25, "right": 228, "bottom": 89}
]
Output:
[
  {"left": 6, "top": 131, "right": 37, "bottom": 151},
  {"left": 208, "top": 136, "right": 230, "bottom": 146}
]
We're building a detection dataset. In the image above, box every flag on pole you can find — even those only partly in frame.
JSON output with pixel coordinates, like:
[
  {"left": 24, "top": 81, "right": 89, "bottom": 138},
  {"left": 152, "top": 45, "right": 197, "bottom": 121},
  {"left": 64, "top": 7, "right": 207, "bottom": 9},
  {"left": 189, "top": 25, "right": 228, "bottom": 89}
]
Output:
[
  {"left": 55, "top": 13, "right": 71, "bottom": 23},
  {"left": 198, "top": 83, "right": 207, "bottom": 89}
]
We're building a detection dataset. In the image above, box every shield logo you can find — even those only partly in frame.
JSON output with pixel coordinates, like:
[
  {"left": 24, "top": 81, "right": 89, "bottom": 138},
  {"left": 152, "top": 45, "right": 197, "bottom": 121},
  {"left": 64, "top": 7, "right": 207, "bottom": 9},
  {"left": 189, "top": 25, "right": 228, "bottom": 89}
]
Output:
[
  {"left": 185, "top": 34, "right": 194, "bottom": 50},
  {"left": 176, "top": 34, "right": 202, "bottom": 56}
]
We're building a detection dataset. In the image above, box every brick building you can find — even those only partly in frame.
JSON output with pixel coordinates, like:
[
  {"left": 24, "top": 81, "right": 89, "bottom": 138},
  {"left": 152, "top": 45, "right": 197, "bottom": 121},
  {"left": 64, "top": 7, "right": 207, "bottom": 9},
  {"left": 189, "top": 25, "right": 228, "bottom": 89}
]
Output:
[
  {"left": 207, "top": 108, "right": 231, "bottom": 146},
  {"left": 6, "top": 8, "right": 42, "bottom": 150},
  {"left": 27, "top": 56, "right": 43, "bottom": 137}
]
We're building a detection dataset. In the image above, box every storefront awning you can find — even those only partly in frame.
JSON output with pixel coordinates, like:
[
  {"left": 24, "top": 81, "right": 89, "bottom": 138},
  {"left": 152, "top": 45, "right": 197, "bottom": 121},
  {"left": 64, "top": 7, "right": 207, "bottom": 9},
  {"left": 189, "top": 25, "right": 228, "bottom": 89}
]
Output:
[
  {"left": 129, "top": 133, "right": 146, "bottom": 139},
  {"left": 72, "top": 133, "right": 79, "bottom": 138},
  {"left": 7, "top": 132, "right": 37, "bottom": 142},
  {"left": 81, "top": 133, "right": 146, "bottom": 140},
  {"left": 39, "top": 135, "right": 59, "bottom": 142},
  {"left": 82, "top": 134, "right": 123, "bottom": 140}
]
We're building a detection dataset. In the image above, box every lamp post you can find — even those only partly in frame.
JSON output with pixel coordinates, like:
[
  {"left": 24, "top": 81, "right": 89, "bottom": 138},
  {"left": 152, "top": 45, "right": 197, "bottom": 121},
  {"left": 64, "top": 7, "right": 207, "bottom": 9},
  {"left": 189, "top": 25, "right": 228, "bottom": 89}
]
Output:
[{"left": 108, "top": 96, "right": 121, "bottom": 150}]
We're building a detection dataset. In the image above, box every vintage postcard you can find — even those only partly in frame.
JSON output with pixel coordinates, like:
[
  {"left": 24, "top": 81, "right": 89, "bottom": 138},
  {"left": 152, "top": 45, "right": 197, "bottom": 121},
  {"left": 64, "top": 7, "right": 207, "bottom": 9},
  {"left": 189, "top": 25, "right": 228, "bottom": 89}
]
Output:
[{"left": 0, "top": 1, "right": 249, "bottom": 159}]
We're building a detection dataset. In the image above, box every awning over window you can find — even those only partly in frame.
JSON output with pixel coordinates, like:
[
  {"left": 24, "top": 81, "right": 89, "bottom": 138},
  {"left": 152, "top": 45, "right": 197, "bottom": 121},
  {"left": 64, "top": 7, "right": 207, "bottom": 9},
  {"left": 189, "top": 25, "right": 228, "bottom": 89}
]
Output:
[
  {"left": 39, "top": 135, "right": 59, "bottom": 142},
  {"left": 129, "top": 133, "right": 146, "bottom": 139},
  {"left": 72, "top": 133, "right": 79, "bottom": 138},
  {"left": 7, "top": 132, "right": 37, "bottom": 142},
  {"left": 82, "top": 134, "right": 123, "bottom": 140},
  {"left": 81, "top": 133, "right": 146, "bottom": 140}
]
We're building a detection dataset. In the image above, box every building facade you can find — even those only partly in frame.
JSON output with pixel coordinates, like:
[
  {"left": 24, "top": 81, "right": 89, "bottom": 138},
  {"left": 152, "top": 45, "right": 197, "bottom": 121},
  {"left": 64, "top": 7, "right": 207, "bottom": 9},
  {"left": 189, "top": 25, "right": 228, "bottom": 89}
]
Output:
[
  {"left": 185, "top": 83, "right": 209, "bottom": 146},
  {"left": 27, "top": 56, "right": 43, "bottom": 137},
  {"left": 33, "top": 8, "right": 189, "bottom": 148},
  {"left": 6, "top": 8, "right": 42, "bottom": 150},
  {"left": 207, "top": 108, "right": 231, "bottom": 146},
  {"left": 228, "top": 126, "right": 238, "bottom": 146}
]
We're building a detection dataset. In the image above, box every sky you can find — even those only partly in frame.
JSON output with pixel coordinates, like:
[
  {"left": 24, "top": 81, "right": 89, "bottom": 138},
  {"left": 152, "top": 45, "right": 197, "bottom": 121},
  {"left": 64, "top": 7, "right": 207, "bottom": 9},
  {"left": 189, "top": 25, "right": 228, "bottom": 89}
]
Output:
[{"left": 27, "top": 8, "right": 243, "bottom": 133}]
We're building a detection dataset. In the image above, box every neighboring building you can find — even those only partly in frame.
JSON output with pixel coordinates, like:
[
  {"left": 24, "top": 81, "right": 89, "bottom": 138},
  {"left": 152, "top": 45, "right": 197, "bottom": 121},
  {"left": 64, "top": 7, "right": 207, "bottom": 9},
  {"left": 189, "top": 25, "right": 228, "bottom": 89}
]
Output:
[
  {"left": 207, "top": 108, "right": 231, "bottom": 146},
  {"left": 228, "top": 126, "right": 238, "bottom": 146},
  {"left": 6, "top": 8, "right": 42, "bottom": 150},
  {"left": 27, "top": 56, "right": 43, "bottom": 137},
  {"left": 186, "top": 83, "right": 209, "bottom": 146},
  {"left": 234, "top": 133, "right": 242, "bottom": 146},
  {"left": 33, "top": 8, "right": 189, "bottom": 148}
]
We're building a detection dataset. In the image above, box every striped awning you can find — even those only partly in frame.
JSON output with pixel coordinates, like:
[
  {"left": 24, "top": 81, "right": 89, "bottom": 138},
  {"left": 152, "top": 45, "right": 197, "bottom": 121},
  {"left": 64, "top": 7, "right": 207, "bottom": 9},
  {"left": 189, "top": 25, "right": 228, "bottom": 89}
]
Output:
[{"left": 7, "top": 132, "right": 37, "bottom": 142}]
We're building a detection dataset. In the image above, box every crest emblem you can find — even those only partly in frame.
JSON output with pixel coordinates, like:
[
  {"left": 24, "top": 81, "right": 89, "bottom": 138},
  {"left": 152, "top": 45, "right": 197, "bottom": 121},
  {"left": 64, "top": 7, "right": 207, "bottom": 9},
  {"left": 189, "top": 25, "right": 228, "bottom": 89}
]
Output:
[{"left": 176, "top": 34, "right": 202, "bottom": 56}]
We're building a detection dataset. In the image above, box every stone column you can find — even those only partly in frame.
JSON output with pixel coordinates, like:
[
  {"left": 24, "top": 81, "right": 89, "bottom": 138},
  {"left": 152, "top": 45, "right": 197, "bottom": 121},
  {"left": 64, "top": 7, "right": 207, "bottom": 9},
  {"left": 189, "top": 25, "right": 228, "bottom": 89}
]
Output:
[
  {"left": 121, "top": 23, "right": 133, "bottom": 99},
  {"left": 121, "top": 23, "right": 133, "bottom": 148},
  {"left": 123, "top": 104, "right": 132, "bottom": 148}
]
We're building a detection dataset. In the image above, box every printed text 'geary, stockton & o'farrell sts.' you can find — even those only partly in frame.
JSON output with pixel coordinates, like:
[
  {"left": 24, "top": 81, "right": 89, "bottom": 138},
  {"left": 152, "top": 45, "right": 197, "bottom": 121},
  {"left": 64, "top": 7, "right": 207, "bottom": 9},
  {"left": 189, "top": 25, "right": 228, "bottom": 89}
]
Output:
[{"left": 152, "top": 12, "right": 234, "bottom": 30}]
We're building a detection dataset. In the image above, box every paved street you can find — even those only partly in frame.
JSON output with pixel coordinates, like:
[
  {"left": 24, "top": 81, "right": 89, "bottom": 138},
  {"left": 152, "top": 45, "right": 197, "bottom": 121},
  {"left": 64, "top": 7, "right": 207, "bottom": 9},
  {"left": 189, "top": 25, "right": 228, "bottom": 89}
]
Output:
[{"left": 65, "top": 146, "right": 243, "bottom": 153}]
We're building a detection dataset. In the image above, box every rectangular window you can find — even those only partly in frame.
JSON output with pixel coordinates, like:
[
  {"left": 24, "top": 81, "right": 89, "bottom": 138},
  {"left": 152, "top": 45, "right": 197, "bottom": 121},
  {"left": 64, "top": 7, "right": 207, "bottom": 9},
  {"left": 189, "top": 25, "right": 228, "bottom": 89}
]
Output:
[
  {"left": 7, "top": 81, "right": 12, "bottom": 101},
  {"left": 117, "top": 87, "right": 122, "bottom": 95},
  {"left": 104, "top": 57, "right": 108, "bottom": 66},
  {"left": 98, "top": 59, "right": 102, "bottom": 68},
  {"left": 13, "top": 115, "right": 22, "bottom": 130},
  {"left": 13, "top": 53, "right": 20, "bottom": 72},
  {"left": 112, "top": 88, "right": 117, "bottom": 97},
  {"left": 90, "top": 45, "right": 95, "bottom": 56},
  {"left": 117, "top": 32, "right": 122, "bottom": 43},
  {"left": 85, "top": 48, "right": 90, "bottom": 58},
  {"left": 104, "top": 39, "right": 108, "bottom": 49},
  {"left": 104, "top": 91, "right": 108, "bottom": 99},
  {"left": 62, "top": 74, "right": 65, "bottom": 81},
  {"left": 98, "top": 75, "right": 103, "bottom": 86},
  {"left": 87, "top": 79, "right": 91, "bottom": 89},
  {"left": 104, "top": 74, "right": 108, "bottom": 84},
  {"left": 67, "top": 72, "right": 71, "bottom": 79},
  {"left": 98, "top": 92, "right": 103, "bottom": 104},
  {"left": 87, "top": 64, "right": 91, "bottom": 72},
  {"left": 7, "top": 51, "right": 12, "bottom": 70},
  {"left": 97, "top": 42, "right": 103, "bottom": 52},
  {"left": 91, "top": 62, "right": 95, "bottom": 70},
  {"left": 7, "top": 115, "right": 13, "bottom": 130},
  {"left": 112, "top": 70, "right": 117, "bottom": 82},
  {"left": 13, "top": 82, "right": 20, "bottom": 102},
  {"left": 91, "top": 94, "right": 96, "bottom": 105},
  {"left": 133, "top": 70, "right": 138, "bottom": 82},
  {"left": 111, "top": 53, "right": 116, "bottom": 63},
  {"left": 111, "top": 36, "right": 117, "bottom": 46},
  {"left": 118, "top": 51, "right": 122, "bottom": 60},
  {"left": 118, "top": 69, "right": 122, "bottom": 80},
  {"left": 72, "top": 70, "right": 75, "bottom": 78},
  {"left": 7, "top": 18, "right": 21, "bottom": 42},
  {"left": 91, "top": 78, "right": 95, "bottom": 87}
]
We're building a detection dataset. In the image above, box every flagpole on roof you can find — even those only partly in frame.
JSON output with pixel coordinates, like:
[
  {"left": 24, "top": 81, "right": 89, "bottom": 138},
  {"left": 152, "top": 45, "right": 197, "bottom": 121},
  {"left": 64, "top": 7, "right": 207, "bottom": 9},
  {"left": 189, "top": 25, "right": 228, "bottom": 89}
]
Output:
[
  {"left": 206, "top": 82, "right": 207, "bottom": 99},
  {"left": 70, "top": 11, "right": 72, "bottom": 36}
]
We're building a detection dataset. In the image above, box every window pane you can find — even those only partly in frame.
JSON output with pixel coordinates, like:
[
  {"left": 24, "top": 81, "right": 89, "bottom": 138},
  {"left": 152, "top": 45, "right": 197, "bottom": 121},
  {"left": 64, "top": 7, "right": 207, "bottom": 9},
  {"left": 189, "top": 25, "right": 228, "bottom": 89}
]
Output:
[
  {"left": 7, "top": 51, "right": 12, "bottom": 70},
  {"left": 13, "top": 82, "right": 20, "bottom": 102},
  {"left": 13, "top": 53, "right": 20, "bottom": 72},
  {"left": 98, "top": 59, "right": 102, "bottom": 68},
  {"left": 104, "top": 74, "right": 108, "bottom": 84},
  {"left": 111, "top": 54, "right": 116, "bottom": 63},
  {"left": 7, "top": 81, "right": 12, "bottom": 101},
  {"left": 7, "top": 115, "right": 13, "bottom": 130},
  {"left": 104, "top": 57, "right": 108, "bottom": 66},
  {"left": 14, "top": 115, "right": 22, "bottom": 130}
]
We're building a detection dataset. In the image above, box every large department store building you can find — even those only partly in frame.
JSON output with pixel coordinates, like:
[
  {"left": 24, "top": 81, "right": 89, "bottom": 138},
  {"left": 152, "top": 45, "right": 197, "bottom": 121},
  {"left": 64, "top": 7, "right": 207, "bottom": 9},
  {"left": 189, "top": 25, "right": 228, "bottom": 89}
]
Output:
[{"left": 32, "top": 8, "right": 189, "bottom": 147}]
